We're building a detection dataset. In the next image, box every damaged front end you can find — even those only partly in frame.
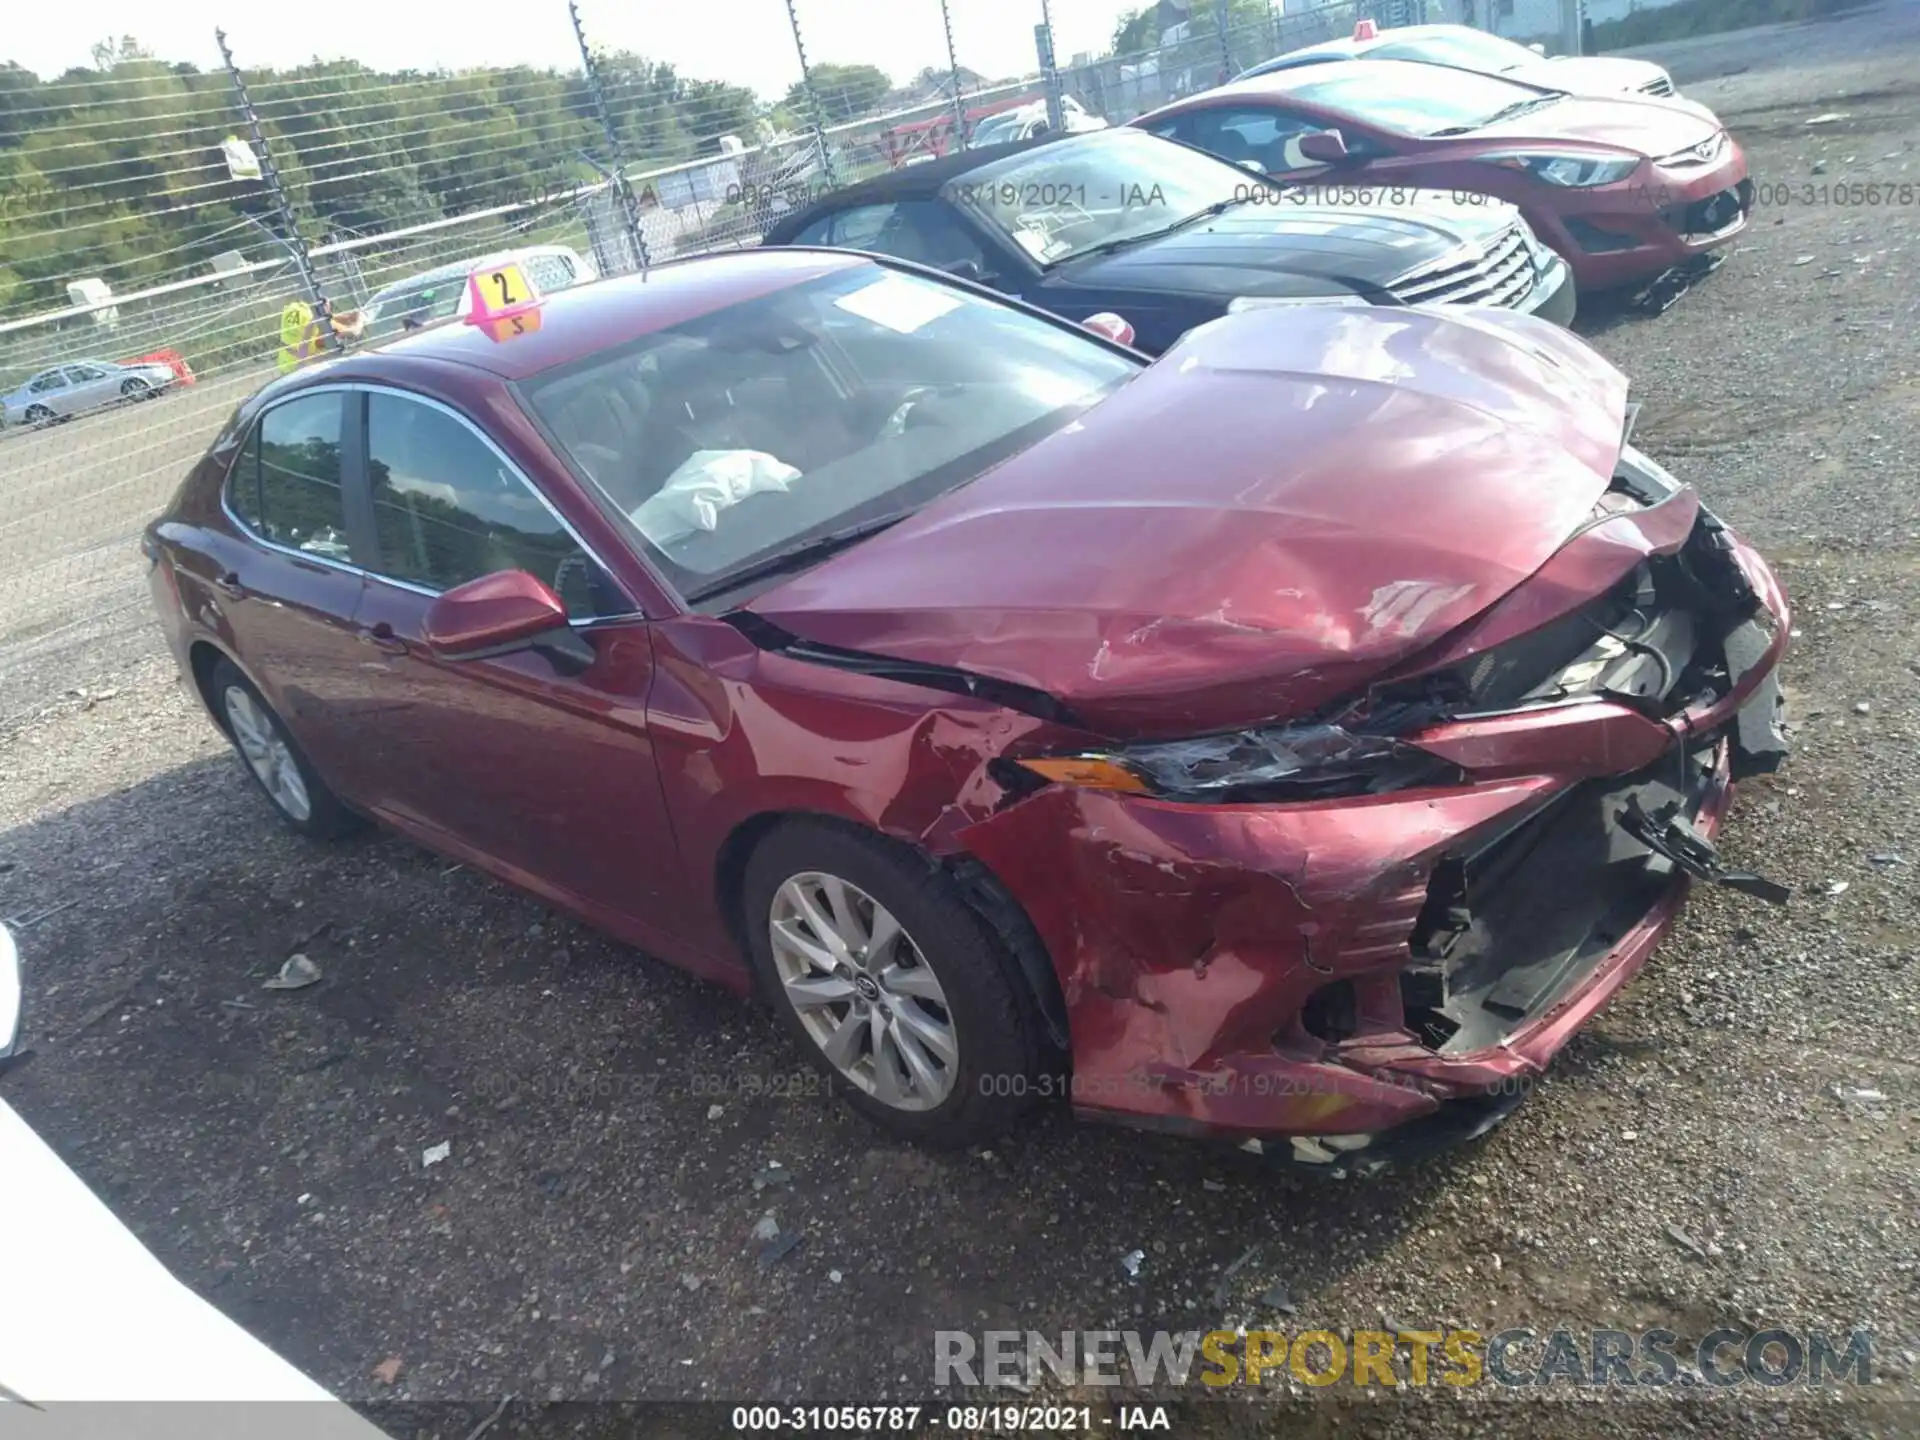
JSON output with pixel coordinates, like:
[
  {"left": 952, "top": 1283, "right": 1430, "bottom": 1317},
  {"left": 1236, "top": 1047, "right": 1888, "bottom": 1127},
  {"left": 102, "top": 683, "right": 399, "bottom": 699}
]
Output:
[{"left": 959, "top": 445, "right": 1791, "bottom": 1176}]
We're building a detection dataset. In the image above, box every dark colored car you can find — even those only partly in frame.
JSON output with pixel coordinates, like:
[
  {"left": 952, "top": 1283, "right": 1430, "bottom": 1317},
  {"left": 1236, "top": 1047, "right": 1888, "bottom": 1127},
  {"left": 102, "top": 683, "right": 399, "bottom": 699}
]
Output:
[
  {"left": 1135, "top": 59, "right": 1751, "bottom": 292},
  {"left": 144, "top": 249, "right": 1789, "bottom": 1172},
  {"left": 762, "top": 128, "right": 1574, "bottom": 355}
]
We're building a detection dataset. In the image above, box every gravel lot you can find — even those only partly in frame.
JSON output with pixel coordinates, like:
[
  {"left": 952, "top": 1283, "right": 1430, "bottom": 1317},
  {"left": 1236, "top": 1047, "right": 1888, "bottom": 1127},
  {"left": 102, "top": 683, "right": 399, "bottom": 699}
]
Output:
[{"left": 3, "top": 7, "right": 1919, "bottom": 1434}]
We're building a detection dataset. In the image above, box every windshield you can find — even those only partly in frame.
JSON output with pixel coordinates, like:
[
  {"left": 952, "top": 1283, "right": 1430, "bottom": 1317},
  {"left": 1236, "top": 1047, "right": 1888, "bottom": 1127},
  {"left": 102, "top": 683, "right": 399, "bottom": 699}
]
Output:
[
  {"left": 1375, "top": 31, "right": 1541, "bottom": 72},
  {"left": 1290, "top": 64, "right": 1549, "bottom": 136},
  {"left": 367, "top": 278, "right": 462, "bottom": 334},
  {"left": 521, "top": 265, "right": 1137, "bottom": 604},
  {"left": 970, "top": 113, "right": 1027, "bottom": 145},
  {"left": 947, "top": 129, "right": 1252, "bottom": 266}
]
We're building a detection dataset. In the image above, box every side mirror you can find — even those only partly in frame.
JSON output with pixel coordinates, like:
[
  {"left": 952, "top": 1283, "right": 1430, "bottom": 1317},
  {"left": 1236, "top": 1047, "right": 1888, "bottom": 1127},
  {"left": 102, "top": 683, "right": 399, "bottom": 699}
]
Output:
[
  {"left": 1298, "top": 129, "right": 1351, "bottom": 165},
  {"left": 943, "top": 258, "right": 986, "bottom": 283},
  {"left": 0, "top": 922, "right": 23, "bottom": 1065},
  {"left": 1081, "top": 312, "right": 1137, "bottom": 347},
  {"left": 1240, "top": 158, "right": 1268, "bottom": 174},
  {"left": 422, "top": 570, "right": 572, "bottom": 661}
]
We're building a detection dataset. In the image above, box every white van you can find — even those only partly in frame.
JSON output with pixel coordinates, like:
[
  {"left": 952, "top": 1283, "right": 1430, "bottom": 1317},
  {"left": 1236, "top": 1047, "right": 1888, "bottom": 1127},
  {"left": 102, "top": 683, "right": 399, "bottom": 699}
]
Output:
[{"left": 362, "top": 244, "right": 597, "bottom": 338}]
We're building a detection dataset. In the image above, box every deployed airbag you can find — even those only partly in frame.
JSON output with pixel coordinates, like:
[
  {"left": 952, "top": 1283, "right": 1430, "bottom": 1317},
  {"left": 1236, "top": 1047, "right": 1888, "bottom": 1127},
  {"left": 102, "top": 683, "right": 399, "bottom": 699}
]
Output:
[{"left": 630, "top": 449, "right": 802, "bottom": 544}]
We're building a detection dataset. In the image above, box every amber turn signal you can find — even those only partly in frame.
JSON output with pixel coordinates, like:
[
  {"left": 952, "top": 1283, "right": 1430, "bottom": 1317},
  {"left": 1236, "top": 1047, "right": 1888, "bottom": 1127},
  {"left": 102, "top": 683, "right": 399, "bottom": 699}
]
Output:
[{"left": 1012, "top": 756, "right": 1151, "bottom": 794}]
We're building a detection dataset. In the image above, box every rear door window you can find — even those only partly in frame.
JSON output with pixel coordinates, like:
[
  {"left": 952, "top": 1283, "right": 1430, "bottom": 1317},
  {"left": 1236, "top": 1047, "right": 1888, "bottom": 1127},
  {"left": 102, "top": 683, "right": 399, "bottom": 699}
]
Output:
[{"left": 229, "top": 393, "right": 353, "bottom": 561}]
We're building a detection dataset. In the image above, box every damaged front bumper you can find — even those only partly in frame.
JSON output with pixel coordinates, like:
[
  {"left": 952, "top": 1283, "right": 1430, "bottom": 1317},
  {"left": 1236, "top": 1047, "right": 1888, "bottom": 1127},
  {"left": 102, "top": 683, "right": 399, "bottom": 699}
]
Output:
[{"left": 960, "top": 483, "right": 1790, "bottom": 1176}]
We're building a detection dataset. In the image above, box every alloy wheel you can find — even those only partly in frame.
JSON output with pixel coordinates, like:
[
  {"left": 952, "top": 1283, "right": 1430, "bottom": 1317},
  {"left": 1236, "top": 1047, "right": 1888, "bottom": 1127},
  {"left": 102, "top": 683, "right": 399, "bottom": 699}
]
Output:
[
  {"left": 120, "top": 379, "right": 150, "bottom": 399},
  {"left": 768, "top": 871, "right": 958, "bottom": 1111},
  {"left": 222, "top": 685, "right": 312, "bottom": 822}
]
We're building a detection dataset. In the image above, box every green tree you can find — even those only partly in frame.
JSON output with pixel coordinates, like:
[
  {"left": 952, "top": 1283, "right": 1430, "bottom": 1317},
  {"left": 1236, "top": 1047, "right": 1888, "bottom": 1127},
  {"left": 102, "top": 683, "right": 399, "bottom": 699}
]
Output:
[
  {"left": 0, "top": 34, "right": 778, "bottom": 316},
  {"left": 781, "top": 63, "right": 891, "bottom": 125}
]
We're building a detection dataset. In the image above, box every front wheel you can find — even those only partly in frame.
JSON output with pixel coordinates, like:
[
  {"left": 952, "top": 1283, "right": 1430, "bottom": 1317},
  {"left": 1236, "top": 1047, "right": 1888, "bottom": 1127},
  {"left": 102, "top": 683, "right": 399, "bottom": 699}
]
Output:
[
  {"left": 23, "top": 405, "right": 54, "bottom": 426},
  {"left": 210, "top": 658, "right": 358, "bottom": 839},
  {"left": 741, "top": 820, "right": 1051, "bottom": 1147}
]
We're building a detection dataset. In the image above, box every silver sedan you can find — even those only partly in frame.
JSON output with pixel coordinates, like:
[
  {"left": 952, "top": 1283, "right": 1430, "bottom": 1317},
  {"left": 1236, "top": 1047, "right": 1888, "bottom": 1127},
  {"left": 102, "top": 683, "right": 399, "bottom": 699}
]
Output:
[{"left": 1, "top": 358, "right": 177, "bottom": 427}]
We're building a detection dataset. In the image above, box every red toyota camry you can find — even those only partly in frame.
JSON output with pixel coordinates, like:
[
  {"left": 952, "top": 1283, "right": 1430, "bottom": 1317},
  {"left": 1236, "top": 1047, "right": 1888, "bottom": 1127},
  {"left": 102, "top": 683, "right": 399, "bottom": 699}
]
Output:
[
  {"left": 1133, "top": 59, "right": 1752, "bottom": 292},
  {"left": 144, "top": 250, "right": 1789, "bottom": 1173}
]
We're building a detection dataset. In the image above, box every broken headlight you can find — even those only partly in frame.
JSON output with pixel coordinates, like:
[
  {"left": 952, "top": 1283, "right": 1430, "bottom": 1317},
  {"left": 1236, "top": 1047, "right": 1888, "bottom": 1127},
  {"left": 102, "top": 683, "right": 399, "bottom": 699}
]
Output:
[{"left": 1009, "top": 723, "right": 1457, "bottom": 803}]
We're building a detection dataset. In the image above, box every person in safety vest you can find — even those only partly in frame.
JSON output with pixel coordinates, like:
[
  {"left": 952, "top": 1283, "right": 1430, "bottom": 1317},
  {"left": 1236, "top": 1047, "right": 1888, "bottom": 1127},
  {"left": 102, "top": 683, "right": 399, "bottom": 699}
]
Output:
[{"left": 276, "top": 299, "right": 364, "bottom": 375}]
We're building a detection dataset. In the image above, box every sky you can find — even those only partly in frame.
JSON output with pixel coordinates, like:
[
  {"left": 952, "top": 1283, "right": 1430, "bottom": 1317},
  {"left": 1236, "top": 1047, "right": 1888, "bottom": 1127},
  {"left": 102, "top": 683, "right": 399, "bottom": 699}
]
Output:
[{"left": 7, "top": 0, "right": 1149, "bottom": 100}]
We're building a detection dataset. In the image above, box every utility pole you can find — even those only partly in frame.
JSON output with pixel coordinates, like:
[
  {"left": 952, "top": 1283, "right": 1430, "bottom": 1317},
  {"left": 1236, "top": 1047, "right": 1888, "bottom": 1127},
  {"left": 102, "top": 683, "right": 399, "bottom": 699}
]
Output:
[
  {"left": 940, "top": 0, "right": 969, "bottom": 151},
  {"left": 785, "top": 0, "right": 840, "bottom": 189},
  {"left": 569, "top": 0, "right": 652, "bottom": 272},
  {"left": 215, "top": 30, "right": 331, "bottom": 331},
  {"left": 1036, "top": 0, "right": 1065, "bottom": 133}
]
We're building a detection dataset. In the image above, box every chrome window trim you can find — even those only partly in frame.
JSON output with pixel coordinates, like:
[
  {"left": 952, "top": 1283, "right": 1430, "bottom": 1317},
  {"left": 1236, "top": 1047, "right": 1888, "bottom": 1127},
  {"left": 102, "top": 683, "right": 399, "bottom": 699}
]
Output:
[{"left": 219, "top": 381, "right": 648, "bottom": 626}]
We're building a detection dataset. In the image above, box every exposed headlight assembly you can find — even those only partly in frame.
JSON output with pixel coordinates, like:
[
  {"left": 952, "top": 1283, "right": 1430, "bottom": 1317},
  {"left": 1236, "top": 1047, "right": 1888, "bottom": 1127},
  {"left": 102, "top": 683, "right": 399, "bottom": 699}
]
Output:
[
  {"left": 1008, "top": 722, "right": 1456, "bottom": 803},
  {"left": 1482, "top": 152, "right": 1640, "bottom": 188}
]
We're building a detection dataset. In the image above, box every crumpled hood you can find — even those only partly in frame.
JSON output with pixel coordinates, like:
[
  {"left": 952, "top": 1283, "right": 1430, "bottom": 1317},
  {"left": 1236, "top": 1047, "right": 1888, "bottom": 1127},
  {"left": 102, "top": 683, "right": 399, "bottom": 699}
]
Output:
[
  {"left": 1047, "top": 189, "right": 1520, "bottom": 300},
  {"left": 1472, "top": 92, "right": 1721, "bottom": 155},
  {"left": 748, "top": 304, "right": 1629, "bottom": 738}
]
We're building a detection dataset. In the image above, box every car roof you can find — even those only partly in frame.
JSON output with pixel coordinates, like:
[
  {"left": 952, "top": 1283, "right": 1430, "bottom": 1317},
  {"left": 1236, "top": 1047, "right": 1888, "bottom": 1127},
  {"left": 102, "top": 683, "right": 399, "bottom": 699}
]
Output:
[
  {"left": 299, "top": 247, "right": 875, "bottom": 385},
  {"left": 761, "top": 134, "right": 1067, "bottom": 241},
  {"left": 370, "top": 245, "right": 578, "bottom": 300},
  {"left": 1147, "top": 57, "right": 1478, "bottom": 113},
  {"left": 1242, "top": 39, "right": 1361, "bottom": 74}
]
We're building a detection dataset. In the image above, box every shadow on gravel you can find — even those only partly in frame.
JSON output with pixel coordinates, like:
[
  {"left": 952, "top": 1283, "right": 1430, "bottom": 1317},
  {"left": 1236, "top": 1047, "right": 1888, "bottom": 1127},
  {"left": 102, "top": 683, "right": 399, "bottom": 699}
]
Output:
[{"left": 0, "top": 757, "right": 1504, "bottom": 1397}]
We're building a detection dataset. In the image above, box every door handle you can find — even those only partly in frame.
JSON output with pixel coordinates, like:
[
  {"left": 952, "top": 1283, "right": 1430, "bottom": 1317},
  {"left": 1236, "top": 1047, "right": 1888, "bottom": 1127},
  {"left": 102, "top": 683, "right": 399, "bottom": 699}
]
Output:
[
  {"left": 357, "top": 622, "right": 408, "bottom": 657},
  {"left": 212, "top": 571, "right": 247, "bottom": 601}
]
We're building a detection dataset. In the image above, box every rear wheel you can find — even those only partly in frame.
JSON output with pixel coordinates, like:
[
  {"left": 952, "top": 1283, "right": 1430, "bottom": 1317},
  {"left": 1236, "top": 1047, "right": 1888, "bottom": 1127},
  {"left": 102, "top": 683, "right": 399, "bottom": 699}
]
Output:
[
  {"left": 119, "top": 378, "right": 150, "bottom": 400},
  {"left": 741, "top": 819, "right": 1049, "bottom": 1147},
  {"left": 210, "top": 658, "right": 358, "bottom": 839}
]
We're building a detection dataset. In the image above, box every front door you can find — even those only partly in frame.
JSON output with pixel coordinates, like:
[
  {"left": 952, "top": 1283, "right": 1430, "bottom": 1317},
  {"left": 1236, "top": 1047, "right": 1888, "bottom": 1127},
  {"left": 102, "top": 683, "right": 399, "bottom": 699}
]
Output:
[
  {"left": 342, "top": 388, "right": 687, "bottom": 927},
  {"left": 61, "top": 363, "right": 118, "bottom": 413}
]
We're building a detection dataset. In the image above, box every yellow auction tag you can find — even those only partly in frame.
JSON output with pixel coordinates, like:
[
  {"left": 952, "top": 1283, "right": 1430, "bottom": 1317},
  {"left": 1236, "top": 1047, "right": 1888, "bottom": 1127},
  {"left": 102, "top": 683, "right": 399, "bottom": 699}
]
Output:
[
  {"left": 475, "top": 309, "right": 544, "bottom": 344},
  {"left": 473, "top": 262, "right": 534, "bottom": 312}
]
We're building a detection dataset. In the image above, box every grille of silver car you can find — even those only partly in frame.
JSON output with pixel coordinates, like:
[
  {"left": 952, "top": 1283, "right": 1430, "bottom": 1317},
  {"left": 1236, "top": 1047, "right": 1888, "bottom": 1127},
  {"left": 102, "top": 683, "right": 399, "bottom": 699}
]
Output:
[
  {"left": 1640, "top": 76, "right": 1675, "bottom": 96},
  {"left": 1387, "top": 224, "right": 1537, "bottom": 310}
]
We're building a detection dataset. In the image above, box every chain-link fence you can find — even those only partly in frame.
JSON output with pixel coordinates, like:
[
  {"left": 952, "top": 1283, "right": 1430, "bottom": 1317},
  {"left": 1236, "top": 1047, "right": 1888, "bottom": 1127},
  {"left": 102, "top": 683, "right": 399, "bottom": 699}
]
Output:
[{"left": 0, "top": 0, "right": 1464, "bottom": 722}]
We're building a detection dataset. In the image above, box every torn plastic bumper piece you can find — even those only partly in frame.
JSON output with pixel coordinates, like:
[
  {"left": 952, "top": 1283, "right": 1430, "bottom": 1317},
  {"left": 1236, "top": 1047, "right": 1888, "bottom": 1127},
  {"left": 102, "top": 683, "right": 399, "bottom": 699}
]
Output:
[
  {"left": 1238, "top": 1087, "right": 1532, "bottom": 1180},
  {"left": 1634, "top": 251, "right": 1724, "bottom": 316},
  {"left": 1616, "top": 793, "right": 1790, "bottom": 904}
]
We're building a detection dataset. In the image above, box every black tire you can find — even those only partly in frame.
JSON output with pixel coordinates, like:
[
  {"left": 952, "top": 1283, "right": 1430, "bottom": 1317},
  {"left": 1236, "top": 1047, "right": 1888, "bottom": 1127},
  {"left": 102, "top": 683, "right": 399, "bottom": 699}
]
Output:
[
  {"left": 24, "top": 405, "right": 53, "bottom": 426},
  {"left": 741, "top": 819, "right": 1049, "bottom": 1148},
  {"left": 119, "top": 378, "right": 150, "bottom": 400},
  {"left": 208, "top": 658, "right": 359, "bottom": 840}
]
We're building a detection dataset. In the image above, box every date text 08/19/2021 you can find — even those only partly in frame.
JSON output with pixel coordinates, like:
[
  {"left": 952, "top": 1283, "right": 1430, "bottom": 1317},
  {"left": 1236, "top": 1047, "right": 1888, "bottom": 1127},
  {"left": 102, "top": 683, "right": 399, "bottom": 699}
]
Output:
[{"left": 729, "top": 1405, "right": 1170, "bottom": 1432}]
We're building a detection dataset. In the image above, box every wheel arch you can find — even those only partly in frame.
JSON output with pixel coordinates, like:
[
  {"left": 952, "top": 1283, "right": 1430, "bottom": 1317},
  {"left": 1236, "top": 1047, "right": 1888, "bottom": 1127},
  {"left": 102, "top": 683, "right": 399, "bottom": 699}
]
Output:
[
  {"left": 713, "top": 806, "right": 1070, "bottom": 1054},
  {"left": 188, "top": 637, "right": 240, "bottom": 735}
]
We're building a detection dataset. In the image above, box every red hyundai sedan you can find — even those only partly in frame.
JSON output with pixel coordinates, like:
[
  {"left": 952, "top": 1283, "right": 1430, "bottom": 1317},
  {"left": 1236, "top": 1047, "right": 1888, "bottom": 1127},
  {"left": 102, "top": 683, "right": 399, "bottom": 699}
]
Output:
[
  {"left": 1134, "top": 59, "right": 1752, "bottom": 292},
  {"left": 144, "top": 250, "right": 1790, "bottom": 1173}
]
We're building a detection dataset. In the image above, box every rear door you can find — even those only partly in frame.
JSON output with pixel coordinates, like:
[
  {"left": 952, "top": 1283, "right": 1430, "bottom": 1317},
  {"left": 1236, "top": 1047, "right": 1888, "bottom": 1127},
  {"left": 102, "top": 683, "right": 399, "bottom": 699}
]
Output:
[
  {"left": 197, "top": 389, "right": 370, "bottom": 782},
  {"left": 25, "top": 369, "right": 73, "bottom": 417},
  {"left": 343, "top": 387, "right": 687, "bottom": 923}
]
